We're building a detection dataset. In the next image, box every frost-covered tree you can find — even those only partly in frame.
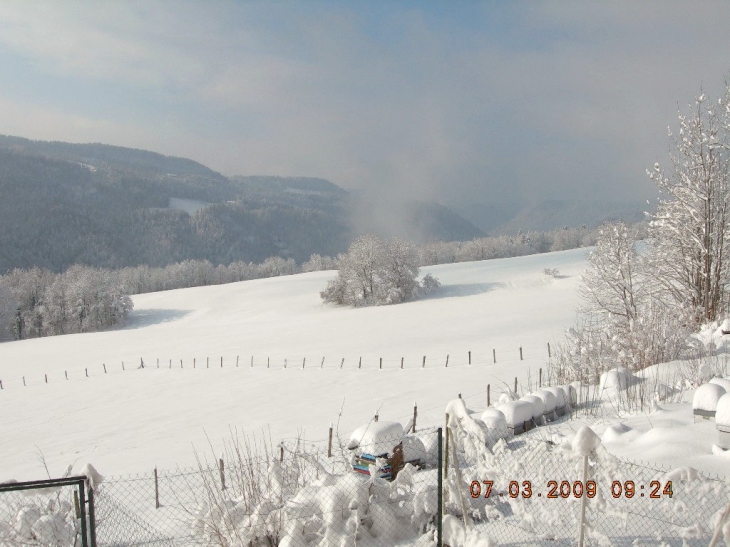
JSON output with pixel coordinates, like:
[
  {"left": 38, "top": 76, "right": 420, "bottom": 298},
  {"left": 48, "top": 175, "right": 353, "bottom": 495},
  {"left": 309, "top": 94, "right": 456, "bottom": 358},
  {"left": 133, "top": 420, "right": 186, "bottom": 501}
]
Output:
[
  {"left": 0, "top": 278, "right": 17, "bottom": 341},
  {"left": 321, "top": 234, "right": 437, "bottom": 306},
  {"left": 648, "top": 86, "right": 730, "bottom": 324}
]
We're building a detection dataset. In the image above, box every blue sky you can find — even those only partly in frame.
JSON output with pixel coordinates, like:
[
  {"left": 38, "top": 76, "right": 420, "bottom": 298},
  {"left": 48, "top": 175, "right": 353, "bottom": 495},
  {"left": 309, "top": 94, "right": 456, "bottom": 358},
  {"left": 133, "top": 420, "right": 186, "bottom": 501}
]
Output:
[{"left": 1, "top": 1, "right": 730, "bottom": 211}]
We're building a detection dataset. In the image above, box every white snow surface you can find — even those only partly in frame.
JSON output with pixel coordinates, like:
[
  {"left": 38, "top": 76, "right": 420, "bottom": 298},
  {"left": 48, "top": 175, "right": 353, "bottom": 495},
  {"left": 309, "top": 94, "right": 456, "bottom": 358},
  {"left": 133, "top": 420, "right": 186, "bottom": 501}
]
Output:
[
  {"left": 709, "top": 377, "right": 730, "bottom": 392},
  {"left": 0, "top": 249, "right": 586, "bottom": 479},
  {"left": 495, "top": 400, "right": 534, "bottom": 427},
  {"left": 716, "top": 393, "right": 730, "bottom": 426},
  {"left": 347, "top": 421, "right": 403, "bottom": 455},
  {"left": 519, "top": 395, "right": 545, "bottom": 419},
  {"left": 531, "top": 389, "right": 557, "bottom": 412},
  {"left": 693, "top": 383, "right": 726, "bottom": 411}
]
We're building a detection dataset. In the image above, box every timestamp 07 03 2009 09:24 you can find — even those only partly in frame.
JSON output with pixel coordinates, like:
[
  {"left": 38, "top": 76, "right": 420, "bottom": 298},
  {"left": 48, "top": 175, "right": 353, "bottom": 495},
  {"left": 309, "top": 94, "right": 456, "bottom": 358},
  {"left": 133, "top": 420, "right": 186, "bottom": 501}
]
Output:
[{"left": 469, "top": 480, "right": 674, "bottom": 500}]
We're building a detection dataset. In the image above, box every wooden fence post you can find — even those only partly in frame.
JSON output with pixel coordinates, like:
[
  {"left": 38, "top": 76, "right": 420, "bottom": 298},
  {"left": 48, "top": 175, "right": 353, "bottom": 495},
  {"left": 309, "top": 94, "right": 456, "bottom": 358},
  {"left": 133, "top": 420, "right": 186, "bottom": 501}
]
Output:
[
  {"left": 493, "top": 349, "right": 496, "bottom": 364},
  {"left": 379, "top": 358, "right": 382, "bottom": 369},
  {"left": 539, "top": 368, "right": 543, "bottom": 388},
  {"left": 412, "top": 403, "right": 417, "bottom": 433},
  {"left": 0, "top": 380, "right": 3, "bottom": 390},
  {"left": 514, "top": 377, "right": 518, "bottom": 395},
  {"left": 328, "top": 424, "right": 333, "bottom": 458},
  {"left": 85, "top": 369, "right": 88, "bottom": 378},
  {"left": 358, "top": 357, "right": 362, "bottom": 369},
  {"left": 65, "top": 371, "right": 68, "bottom": 380},
  {"left": 341, "top": 358, "right": 345, "bottom": 369},
  {"left": 122, "top": 361, "right": 125, "bottom": 371},
  {"left": 45, "top": 374, "right": 47, "bottom": 384},
  {"left": 520, "top": 347, "right": 523, "bottom": 360},
  {"left": 547, "top": 342, "right": 551, "bottom": 358},
  {"left": 180, "top": 359, "right": 183, "bottom": 369},
  {"left": 268, "top": 358, "right": 270, "bottom": 368},
  {"left": 487, "top": 384, "right": 490, "bottom": 406},
  {"left": 154, "top": 467, "right": 160, "bottom": 509},
  {"left": 194, "top": 358, "right": 196, "bottom": 368},
  {"left": 321, "top": 357, "right": 325, "bottom": 368},
  {"left": 103, "top": 364, "right": 107, "bottom": 374},
  {"left": 236, "top": 356, "right": 239, "bottom": 367},
  {"left": 219, "top": 458, "right": 226, "bottom": 491},
  {"left": 23, "top": 376, "right": 26, "bottom": 386},
  {"left": 157, "top": 358, "right": 159, "bottom": 368},
  {"left": 251, "top": 356, "right": 254, "bottom": 367},
  {"left": 221, "top": 357, "right": 223, "bottom": 368},
  {"left": 302, "top": 358, "right": 306, "bottom": 369},
  {"left": 468, "top": 351, "right": 471, "bottom": 365},
  {"left": 423, "top": 356, "right": 426, "bottom": 368},
  {"left": 401, "top": 357, "right": 404, "bottom": 369},
  {"left": 279, "top": 446, "right": 284, "bottom": 463},
  {"left": 207, "top": 357, "right": 209, "bottom": 368},
  {"left": 445, "top": 355, "right": 449, "bottom": 367},
  {"left": 374, "top": 413, "right": 379, "bottom": 422}
]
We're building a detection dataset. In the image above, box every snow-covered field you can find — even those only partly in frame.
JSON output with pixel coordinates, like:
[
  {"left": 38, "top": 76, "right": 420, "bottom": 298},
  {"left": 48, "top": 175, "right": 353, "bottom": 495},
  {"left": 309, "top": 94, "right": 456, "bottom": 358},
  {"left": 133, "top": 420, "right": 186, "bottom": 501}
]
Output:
[{"left": 0, "top": 246, "right": 728, "bottom": 487}]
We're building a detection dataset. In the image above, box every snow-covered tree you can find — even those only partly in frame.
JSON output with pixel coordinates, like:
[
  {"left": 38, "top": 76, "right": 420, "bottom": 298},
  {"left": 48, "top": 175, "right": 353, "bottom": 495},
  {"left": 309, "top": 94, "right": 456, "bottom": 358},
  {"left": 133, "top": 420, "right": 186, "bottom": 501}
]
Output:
[
  {"left": 321, "top": 234, "right": 437, "bottom": 306},
  {"left": 648, "top": 86, "right": 730, "bottom": 324},
  {"left": 0, "top": 278, "right": 17, "bottom": 341}
]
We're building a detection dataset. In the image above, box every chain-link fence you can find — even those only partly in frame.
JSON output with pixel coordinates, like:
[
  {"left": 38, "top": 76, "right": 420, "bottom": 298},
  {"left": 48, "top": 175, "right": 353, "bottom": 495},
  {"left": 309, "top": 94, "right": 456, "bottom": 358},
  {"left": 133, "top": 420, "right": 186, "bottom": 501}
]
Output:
[
  {"left": 445, "top": 403, "right": 730, "bottom": 546},
  {"left": 92, "top": 426, "right": 443, "bottom": 546},
  {"left": 0, "top": 476, "right": 95, "bottom": 546}
]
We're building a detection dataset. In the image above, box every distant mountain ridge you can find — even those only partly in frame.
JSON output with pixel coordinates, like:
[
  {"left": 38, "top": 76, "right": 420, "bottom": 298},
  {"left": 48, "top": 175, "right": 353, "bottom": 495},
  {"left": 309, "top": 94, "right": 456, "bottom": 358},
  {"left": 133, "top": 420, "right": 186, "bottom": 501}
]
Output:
[{"left": 0, "top": 136, "right": 485, "bottom": 273}]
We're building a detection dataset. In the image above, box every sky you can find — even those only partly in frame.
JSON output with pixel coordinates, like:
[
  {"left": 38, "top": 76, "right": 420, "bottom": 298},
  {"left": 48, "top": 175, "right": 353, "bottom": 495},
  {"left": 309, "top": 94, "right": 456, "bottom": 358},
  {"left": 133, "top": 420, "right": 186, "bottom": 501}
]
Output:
[{"left": 1, "top": 1, "right": 730, "bottom": 212}]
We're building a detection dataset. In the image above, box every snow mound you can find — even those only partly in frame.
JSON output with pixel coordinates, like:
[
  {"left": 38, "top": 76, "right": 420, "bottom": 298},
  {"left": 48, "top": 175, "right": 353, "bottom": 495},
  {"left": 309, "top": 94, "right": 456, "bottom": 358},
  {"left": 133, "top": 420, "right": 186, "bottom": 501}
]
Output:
[
  {"left": 530, "top": 389, "right": 557, "bottom": 412},
  {"left": 601, "top": 423, "right": 632, "bottom": 443},
  {"left": 599, "top": 368, "right": 631, "bottom": 392},
  {"left": 480, "top": 408, "right": 506, "bottom": 429},
  {"left": 661, "top": 466, "right": 701, "bottom": 482},
  {"left": 560, "top": 383, "right": 578, "bottom": 406},
  {"left": 571, "top": 426, "right": 601, "bottom": 456},
  {"left": 709, "top": 377, "right": 730, "bottom": 392},
  {"left": 692, "top": 383, "right": 726, "bottom": 411},
  {"left": 716, "top": 393, "right": 730, "bottom": 426},
  {"left": 542, "top": 386, "right": 566, "bottom": 407},
  {"left": 80, "top": 463, "right": 104, "bottom": 490},
  {"left": 520, "top": 395, "right": 545, "bottom": 420},
  {"left": 348, "top": 421, "right": 403, "bottom": 455},
  {"left": 496, "top": 400, "right": 534, "bottom": 427}
]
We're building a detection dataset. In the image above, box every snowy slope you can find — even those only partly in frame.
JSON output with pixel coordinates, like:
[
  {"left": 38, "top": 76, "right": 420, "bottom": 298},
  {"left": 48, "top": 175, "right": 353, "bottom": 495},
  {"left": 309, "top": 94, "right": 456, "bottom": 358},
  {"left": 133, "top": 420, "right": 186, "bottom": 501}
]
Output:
[{"left": 0, "top": 249, "right": 586, "bottom": 480}]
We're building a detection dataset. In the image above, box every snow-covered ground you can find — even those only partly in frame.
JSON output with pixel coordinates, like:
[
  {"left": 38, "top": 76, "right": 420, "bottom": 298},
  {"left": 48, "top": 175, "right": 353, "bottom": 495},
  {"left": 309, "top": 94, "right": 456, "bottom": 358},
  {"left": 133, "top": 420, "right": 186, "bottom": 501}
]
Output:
[{"left": 0, "top": 246, "right": 728, "bottom": 488}]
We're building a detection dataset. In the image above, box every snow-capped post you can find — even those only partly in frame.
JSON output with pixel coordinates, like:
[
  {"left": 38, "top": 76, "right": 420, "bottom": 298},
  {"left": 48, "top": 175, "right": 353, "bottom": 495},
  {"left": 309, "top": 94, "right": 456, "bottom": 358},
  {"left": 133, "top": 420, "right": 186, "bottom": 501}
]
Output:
[
  {"left": 218, "top": 458, "right": 226, "bottom": 491},
  {"left": 103, "top": 363, "right": 107, "bottom": 374},
  {"left": 374, "top": 413, "right": 379, "bottom": 422},
  {"left": 207, "top": 357, "right": 209, "bottom": 368},
  {"left": 571, "top": 426, "right": 601, "bottom": 547},
  {"left": 412, "top": 403, "right": 417, "bottom": 433},
  {"left": 379, "top": 357, "right": 382, "bottom": 369},
  {"left": 44, "top": 374, "right": 47, "bottom": 384},
  {"left": 358, "top": 357, "right": 362, "bottom": 368},
  {"left": 268, "top": 357, "right": 270, "bottom": 368},
  {"left": 84, "top": 368, "right": 88, "bottom": 378},
  {"left": 437, "top": 427, "right": 443, "bottom": 547},
  {"left": 320, "top": 357, "right": 324, "bottom": 368},
  {"left": 154, "top": 467, "right": 160, "bottom": 509},
  {"left": 65, "top": 371, "right": 68, "bottom": 380},
  {"left": 487, "top": 384, "right": 491, "bottom": 406},
  {"left": 340, "top": 358, "right": 344, "bottom": 369},
  {"left": 547, "top": 342, "right": 551, "bottom": 358},
  {"left": 468, "top": 350, "right": 471, "bottom": 365},
  {"left": 493, "top": 348, "right": 496, "bottom": 363},
  {"left": 327, "top": 423, "right": 333, "bottom": 457},
  {"left": 180, "top": 359, "right": 183, "bottom": 369},
  {"left": 236, "top": 355, "right": 239, "bottom": 367},
  {"left": 220, "top": 356, "right": 223, "bottom": 368},
  {"left": 401, "top": 357, "right": 404, "bottom": 369},
  {"left": 157, "top": 358, "right": 159, "bottom": 368},
  {"left": 520, "top": 346, "right": 523, "bottom": 360},
  {"left": 423, "top": 355, "right": 426, "bottom": 368},
  {"left": 539, "top": 368, "right": 543, "bottom": 388},
  {"left": 443, "top": 413, "right": 450, "bottom": 478},
  {"left": 302, "top": 357, "right": 306, "bottom": 369},
  {"left": 122, "top": 361, "right": 125, "bottom": 371},
  {"left": 445, "top": 354, "right": 449, "bottom": 367},
  {"left": 514, "top": 377, "right": 518, "bottom": 396},
  {"left": 193, "top": 358, "right": 196, "bottom": 368}
]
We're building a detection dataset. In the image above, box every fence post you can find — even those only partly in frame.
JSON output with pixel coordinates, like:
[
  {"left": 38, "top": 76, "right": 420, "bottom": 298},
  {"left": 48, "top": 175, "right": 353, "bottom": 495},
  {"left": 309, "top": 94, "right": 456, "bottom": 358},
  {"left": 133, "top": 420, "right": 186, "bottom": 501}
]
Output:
[
  {"left": 236, "top": 356, "right": 239, "bottom": 367},
  {"left": 103, "top": 364, "right": 107, "bottom": 374},
  {"left": 547, "top": 342, "right": 551, "bottom": 358},
  {"left": 401, "top": 357, "right": 404, "bottom": 369},
  {"left": 320, "top": 357, "right": 324, "bottom": 368},
  {"left": 122, "top": 361, "right": 125, "bottom": 371},
  {"left": 487, "top": 384, "right": 490, "bottom": 406},
  {"left": 219, "top": 458, "right": 226, "bottom": 491},
  {"left": 328, "top": 424, "right": 333, "bottom": 458},
  {"left": 78, "top": 482, "right": 88, "bottom": 547},
  {"left": 412, "top": 403, "right": 417, "bottom": 433},
  {"left": 374, "top": 413, "right": 379, "bottom": 422},
  {"left": 194, "top": 358, "right": 196, "bottom": 369},
  {"left": 87, "top": 485, "right": 97, "bottom": 547},
  {"left": 251, "top": 356, "right": 254, "bottom": 367},
  {"left": 154, "top": 467, "right": 160, "bottom": 509},
  {"left": 65, "top": 371, "right": 68, "bottom": 380},
  {"left": 493, "top": 348, "right": 496, "bottom": 363},
  {"left": 45, "top": 374, "right": 47, "bottom": 384},
  {"left": 221, "top": 357, "right": 223, "bottom": 368},
  {"left": 539, "top": 368, "right": 543, "bottom": 388},
  {"left": 445, "top": 354, "right": 449, "bottom": 367},
  {"left": 268, "top": 358, "right": 270, "bottom": 368},
  {"left": 180, "top": 359, "right": 183, "bottom": 369},
  {"left": 0, "top": 380, "right": 2, "bottom": 389},
  {"left": 341, "top": 358, "right": 345, "bottom": 369},
  {"left": 449, "top": 427, "right": 470, "bottom": 527},
  {"left": 578, "top": 454, "right": 588, "bottom": 547},
  {"left": 379, "top": 358, "right": 382, "bottom": 369},
  {"left": 444, "top": 414, "right": 450, "bottom": 478},
  {"left": 468, "top": 351, "right": 471, "bottom": 365},
  {"left": 358, "top": 357, "right": 362, "bottom": 369},
  {"left": 207, "top": 357, "right": 209, "bottom": 368},
  {"left": 302, "top": 358, "right": 306, "bottom": 369},
  {"left": 437, "top": 427, "right": 443, "bottom": 547},
  {"left": 519, "top": 346, "right": 523, "bottom": 360},
  {"left": 85, "top": 369, "right": 88, "bottom": 378},
  {"left": 514, "top": 377, "right": 518, "bottom": 396},
  {"left": 423, "top": 355, "right": 426, "bottom": 368},
  {"left": 157, "top": 358, "right": 159, "bottom": 368},
  {"left": 280, "top": 445, "right": 284, "bottom": 462}
]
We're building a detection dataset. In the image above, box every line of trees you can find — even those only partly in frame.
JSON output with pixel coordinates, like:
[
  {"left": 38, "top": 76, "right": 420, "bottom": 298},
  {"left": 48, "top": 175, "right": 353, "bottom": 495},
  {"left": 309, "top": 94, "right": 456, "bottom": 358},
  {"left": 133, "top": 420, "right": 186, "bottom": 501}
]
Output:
[
  {"left": 551, "top": 82, "right": 730, "bottom": 384},
  {"left": 0, "top": 222, "right": 605, "bottom": 342}
]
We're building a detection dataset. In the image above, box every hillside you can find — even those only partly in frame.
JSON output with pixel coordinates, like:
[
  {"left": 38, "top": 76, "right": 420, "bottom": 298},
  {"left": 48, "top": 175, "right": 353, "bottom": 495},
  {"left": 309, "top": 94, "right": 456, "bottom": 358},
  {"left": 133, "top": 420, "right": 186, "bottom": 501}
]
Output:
[{"left": 0, "top": 136, "right": 486, "bottom": 273}]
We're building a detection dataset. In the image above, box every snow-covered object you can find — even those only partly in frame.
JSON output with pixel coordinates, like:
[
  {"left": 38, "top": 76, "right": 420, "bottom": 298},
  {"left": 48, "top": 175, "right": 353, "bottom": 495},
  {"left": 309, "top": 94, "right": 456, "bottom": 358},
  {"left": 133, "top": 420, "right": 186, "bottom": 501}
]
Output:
[
  {"left": 559, "top": 384, "right": 578, "bottom": 406},
  {"left": 80, "top": 463, "right": 104, "bottom": 490},
  {"left": 542, "top": 386, "right": 566, "bottom": 408},
  {"left": 446, "top": 398, "right": 488, "bottom": 445},
  {"left": 692, "top": 383, "right": 726, "bottom": 412},
  {"left": 401, "top": 436, "right": 426, "bottom": 462},
  {"left": 496, "top": 400, "right": 534, "bottom": 427},
  {"left": 709, "top": 377, "right": 730, "bottom": 393},
  {"left": 530, "top": 389, "right": 557, "bottom": 413},
  {"left": 716, "top": 393, "right": 730, "bottom": 426},
  {"left": 599, "top": 368, "right": 629, "bottom": 392},
  {"left": 519, "top": 395, "right": 545, "bottom": 420},
  {"left": 571, "top": 426, "right": 601, "bottom": 456},
  {"left": 348, "top": 421, "right": 403, "bottom": 455},
  {"left": 32, "top": 513, "right": 75, "bottom": 545},
  {"left": 601, "top": 423, "right": 632, "bottom": 443},
  {"left": 479, "top": 408, "right": 506, "bottom": 429}
]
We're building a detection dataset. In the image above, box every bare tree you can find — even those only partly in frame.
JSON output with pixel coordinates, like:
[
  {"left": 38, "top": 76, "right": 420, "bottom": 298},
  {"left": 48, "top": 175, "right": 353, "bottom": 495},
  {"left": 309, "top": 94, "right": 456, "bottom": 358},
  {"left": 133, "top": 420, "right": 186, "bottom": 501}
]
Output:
[{"left": 648, "top": 86, "right": 730, "bottom": 324}]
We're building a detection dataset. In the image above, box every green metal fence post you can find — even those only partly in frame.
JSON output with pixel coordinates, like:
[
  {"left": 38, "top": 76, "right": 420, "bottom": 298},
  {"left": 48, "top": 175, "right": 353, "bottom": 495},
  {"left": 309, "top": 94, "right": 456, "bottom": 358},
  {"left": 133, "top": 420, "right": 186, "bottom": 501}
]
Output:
[
  {"left": 87, "top": 485, "right": 97, "bottom": 547},
  {"left": 78, "top": 481, "right": 89, "bottom": 547}
]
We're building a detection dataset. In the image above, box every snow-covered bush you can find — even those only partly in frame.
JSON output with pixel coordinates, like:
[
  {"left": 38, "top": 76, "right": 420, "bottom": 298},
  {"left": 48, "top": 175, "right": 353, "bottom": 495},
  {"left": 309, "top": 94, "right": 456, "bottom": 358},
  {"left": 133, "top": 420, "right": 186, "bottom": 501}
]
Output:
[{"left": 321, "top": 234, "right": 440, "bottom": 307}]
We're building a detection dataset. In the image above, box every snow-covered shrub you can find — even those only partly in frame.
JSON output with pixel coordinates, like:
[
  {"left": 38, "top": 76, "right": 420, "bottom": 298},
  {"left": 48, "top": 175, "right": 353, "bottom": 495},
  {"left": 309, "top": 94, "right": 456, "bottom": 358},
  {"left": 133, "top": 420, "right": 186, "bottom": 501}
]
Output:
[
  {"left": 321, "top": 234, "right": 440, "bottom": 307},
  {"left": 542, "top": 267, "right": 560, "bottom": 278},
  {"left": 692, "top": 383, "right": 726, "bottom": 412}
]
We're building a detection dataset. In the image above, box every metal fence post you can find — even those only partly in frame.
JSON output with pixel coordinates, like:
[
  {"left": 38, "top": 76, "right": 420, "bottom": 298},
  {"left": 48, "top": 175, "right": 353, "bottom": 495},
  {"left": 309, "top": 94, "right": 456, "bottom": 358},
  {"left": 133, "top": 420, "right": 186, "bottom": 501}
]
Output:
[
  {"left": 87, "top": 485, "right": 97, "bottom": 547},
  {"left": 578, "top": 454, "right": 588, "bottom": 547},
  {"left": 78, "top": 481, "right": 89, "bottom": 547},
  {"left": 437, "top": 427, "right": 443, "bottom": 547}
]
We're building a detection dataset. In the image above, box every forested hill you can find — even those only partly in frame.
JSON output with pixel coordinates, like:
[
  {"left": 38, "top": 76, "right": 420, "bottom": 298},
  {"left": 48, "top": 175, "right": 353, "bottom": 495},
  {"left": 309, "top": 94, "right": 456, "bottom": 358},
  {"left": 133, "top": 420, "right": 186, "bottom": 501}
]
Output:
[{"left": 0, "top": 136, "right": 484, "bottom": 273}]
